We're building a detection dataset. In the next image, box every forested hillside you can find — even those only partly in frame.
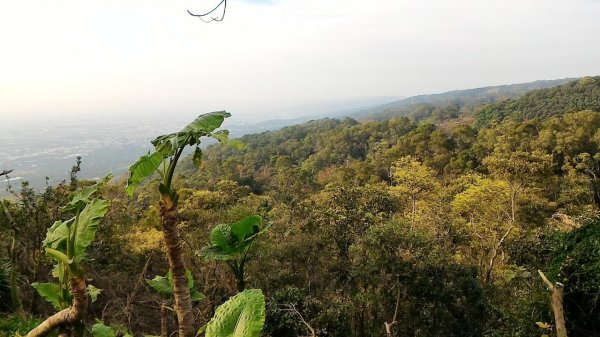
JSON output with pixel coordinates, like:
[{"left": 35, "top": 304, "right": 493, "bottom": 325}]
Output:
[
  {"left": 475, "top": 76, "right": 600, "bottom": 128},
  {"left": 1, "top": 82, "right": 600, "bottom": 337},
  {"left": 351, "top": 78, "right": 573, "bottom": 122}
]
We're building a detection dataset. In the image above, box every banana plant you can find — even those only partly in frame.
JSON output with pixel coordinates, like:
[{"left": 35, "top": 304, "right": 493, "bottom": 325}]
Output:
[
  {"left": 27, "top": 184, "right": 109, "bottom": 337},
  {"left": 199, "top": 289, "right": 265, "bottom": 337},
  {"left": 126, "top": 111, "right": 242, "bottom": 337},
  {"left": 200, "top": 215, "right": 270, "bottom": 291}
]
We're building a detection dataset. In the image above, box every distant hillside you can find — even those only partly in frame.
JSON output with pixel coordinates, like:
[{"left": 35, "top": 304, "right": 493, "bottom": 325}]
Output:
[
  {"left": 349, "top": 78, "right": 575, "bottom": 122},
  {"left": 474, "top": 76, "right": 600, "bottom": 128}
]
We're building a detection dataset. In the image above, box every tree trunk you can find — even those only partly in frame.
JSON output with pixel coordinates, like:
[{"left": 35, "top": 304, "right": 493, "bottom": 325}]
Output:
[
  {"left": 26, "top": 277, "right": 88, "bottom": 337},
  {"left": 160, "top": 199, "right": 194, "bottom": 337},
  {"left": 538, "top": 270, "right": 568, "bottom": 337}
]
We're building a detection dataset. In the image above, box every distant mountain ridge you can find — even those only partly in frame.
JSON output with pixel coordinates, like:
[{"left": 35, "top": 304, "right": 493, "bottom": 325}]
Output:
[
  {"left": 347, "top": 78, "right": 576, "bottom": 121},
  {"left": 474, "top": 76, "right": 600, "bottom": 128}
]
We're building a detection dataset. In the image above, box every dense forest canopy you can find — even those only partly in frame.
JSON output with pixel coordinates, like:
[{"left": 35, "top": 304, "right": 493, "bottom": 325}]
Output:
[{"left": 1, "top": 77, "right": 600, "bottom": 337}]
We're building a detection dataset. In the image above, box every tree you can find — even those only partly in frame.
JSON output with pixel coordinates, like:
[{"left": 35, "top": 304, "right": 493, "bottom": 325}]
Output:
[
  {"left": 127, "top": 111, "right": 241, "bottom": 337},
  {"left": 483, "top": 150, "right": 552, "bottom": 224},
  {"left": 390, "top": 156, "right": 440, "bottom": 228}
]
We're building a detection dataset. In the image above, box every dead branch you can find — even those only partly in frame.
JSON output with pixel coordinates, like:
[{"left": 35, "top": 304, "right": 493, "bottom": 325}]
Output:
[
  {"left": 187, "top": 0, "right": 227, "bottom": 22},
  {"left": 486, "top": 226, "right": 513, "bottom": 282},
  {"left": 279, "top": 303, "right": 316, "bottom": 337},
  {"left": 538, "top": 270, "right": 568, "bottom": 337}
]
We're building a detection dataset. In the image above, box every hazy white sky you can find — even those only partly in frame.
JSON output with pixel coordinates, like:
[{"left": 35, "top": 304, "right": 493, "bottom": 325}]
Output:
[{"left": 1, "top": 0, "right": 599, "bottom": 122}]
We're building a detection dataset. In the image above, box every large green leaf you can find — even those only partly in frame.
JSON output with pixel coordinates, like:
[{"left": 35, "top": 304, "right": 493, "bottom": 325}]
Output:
[
  {"left": 43, "top": 220, "right": 72, "bottom": 251},
  {"left": 210, "top": 224, "right": 234, "bottom": 251},
  {"left": 147, "top": 269, "right": 203, "bottom": 298},
  {"left": 151, "top": 111, "right": 231, "bottom": 158},
  {"left": 74, "top": 199, "right": 111, "bottom": 257},
  {"left": 146, "top": 275, "right": 173, "bottom": 296},
  {"left": 205, "top": 289, "right": 265, "bottom": 337},
  {"left": 230, "top": 215, "right": 262, "bottom": 241},
  {"left": 43, "top": 199, "right": 109, "bottom": 260},
  {"left": 32, "top": 282, "right": 62, "bottom": 309},
  {"left": 126, "top": 151, "right": 163, "bottom": 195},
  {"left": 61, "top": 184, "right": 99, "bottom": 213},
  {"left": 200, "top": 246, "right": 233, "bottom": 261}
]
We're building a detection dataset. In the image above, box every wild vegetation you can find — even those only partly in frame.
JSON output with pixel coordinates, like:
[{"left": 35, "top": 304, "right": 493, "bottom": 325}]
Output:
[{"left": 1, "top": 77, "right": 600, "bottom": 337}]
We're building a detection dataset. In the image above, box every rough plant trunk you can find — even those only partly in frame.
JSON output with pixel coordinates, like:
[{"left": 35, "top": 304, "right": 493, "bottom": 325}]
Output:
[
  {"left": 538, "top": 270, "right": 568, "bottom": 337},
  {"left": 160, "top": 198, "right": 194, "bottom": 337},
  {"left": 26, "top": 277, "right": 88, "bottom": 337}
]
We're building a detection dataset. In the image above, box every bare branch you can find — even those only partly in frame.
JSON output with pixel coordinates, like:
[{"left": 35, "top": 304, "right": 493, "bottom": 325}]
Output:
[
  {"left": 538, "top": 270, "right": 554, "bottom": 290},
  {"left": 188, "top": 0, "right": 227, "bottom": 22},
  {"left": 279, "top": 304, "right": 316, "bottom": 337},
  {"left": 1, "top": 169, "right": 13, "bottom": 177}
]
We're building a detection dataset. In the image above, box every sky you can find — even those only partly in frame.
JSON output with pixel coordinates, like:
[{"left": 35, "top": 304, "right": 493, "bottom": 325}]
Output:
[{"left": 1, "top": 0, "right": 599, "bottom": 122}]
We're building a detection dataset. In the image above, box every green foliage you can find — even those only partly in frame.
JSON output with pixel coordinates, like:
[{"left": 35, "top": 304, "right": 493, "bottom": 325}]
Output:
[
  {"left": 475, "top": 76, "right": 600, "bottom": 128},
  {"left": 204, "top": 289, "right": 265, "bottom": 337},
  {"left": 30, "top": 283, "right": 62, "bottom": 310},
  {"left": 127, "top": 111, "right": 232, "bottom": 196},
  {"left": 33, "top": 184, "right": 109, "bottom": 309},
  {"left": 0, "top": 315, "right": 44, "bottom": 336},
  {"left": 201, "top": 215, "right": 270, "bottom": 290},
  {"left": 146, "top": 270, "right": 205, "bottom": 302}
]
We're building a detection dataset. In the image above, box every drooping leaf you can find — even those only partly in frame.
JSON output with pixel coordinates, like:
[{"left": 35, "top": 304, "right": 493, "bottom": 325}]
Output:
[
  {"left": 32, "top": 282, "right": 62, "bottom": 309},
  {"left": 146, "top": 275, "right": 173, "bottom": 296},
  {"left": 127, "top": 151, "right": 163, "bottom": 196},
  {"left": 92, "top": 323, "right": 117, "bottom": 337},
  {"left": 211, "top": 130, "right": 244, "bottom": 150},
  {"left": 87, "top": 284, "right": 102, "bottom": 302},
  {"left": 205, "top": 289, "right": 266, "bottom": 337}
]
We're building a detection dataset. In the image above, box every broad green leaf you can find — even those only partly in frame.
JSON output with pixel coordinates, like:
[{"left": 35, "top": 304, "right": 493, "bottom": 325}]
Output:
[
  {"left": 32, "top": 282, "right": 62, "bottom": 309},
  {"left": 205, "top": 289, "right": 266, "bottom": 337},
  {"left": 182, "top": 111, "right": 231, "bottom": 134},
  {"left": 43, "top": 196, "right": 110, "bottom": 259},
  {"left": 87, "top": 284, "right": 102, "bottom": 302},
  {"left": 61, "top": 185, "right": 98, "bottom": 213},
  {"left": 201, "top": 246, "right": 233, "bottom": 261},
  {"left": 151, "top": 111, "right": 231, "bottom": 158},
  {"left": 146, "top": 275, "right": 173, "bottom": 296},
  {"left": 73, "top": 199, "right": 110, "bottom": 257},
  {"left": 230, "top": 216, "right": 262, "bottom": 241},
  {"left": 92, "top": 323, "right": 116, "bottom": 337},
  {"left": 210, "top": 224, "right": 234, "bottom": 251},
  {"left": 126, "top": 151, "right": 163, "bottom": 195},
  {"left": 43, "top": 220, "right": 72, "bottom": 251}
]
